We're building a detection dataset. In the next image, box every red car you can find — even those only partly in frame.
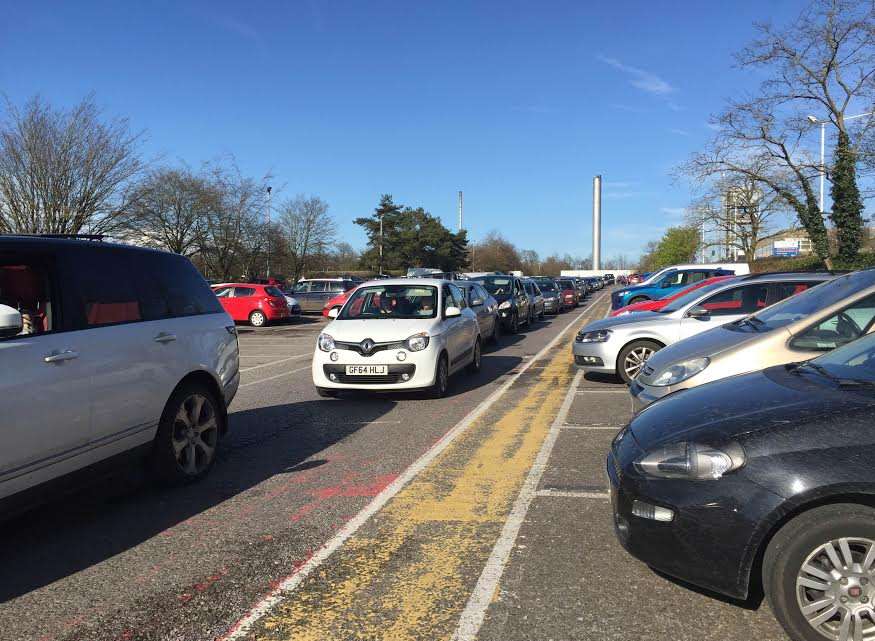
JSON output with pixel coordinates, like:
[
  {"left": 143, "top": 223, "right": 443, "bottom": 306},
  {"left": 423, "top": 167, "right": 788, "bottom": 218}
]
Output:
[
  {"left": 322, "top": 287, "right": 355, "bottom": 318},
  {"left": 212, "top": 283, "right": 290, "bottom": 327},
  {"left": 609, "top": 275, "right": 736, "bottom": 316}
]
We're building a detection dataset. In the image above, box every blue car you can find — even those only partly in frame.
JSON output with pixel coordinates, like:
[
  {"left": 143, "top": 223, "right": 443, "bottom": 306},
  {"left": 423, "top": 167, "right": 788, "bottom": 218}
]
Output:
[{"left": 610, "top": 267, "right": 734, "bottom": 310}]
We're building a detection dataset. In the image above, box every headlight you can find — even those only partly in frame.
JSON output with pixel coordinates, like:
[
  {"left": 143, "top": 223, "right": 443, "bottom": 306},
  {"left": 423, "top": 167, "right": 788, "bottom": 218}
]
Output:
[
  {"left": 617, "top": 290, "right": 628, "bottom": 297},
  {"left": 405, "top": 332, "right": 430, "bottom": 352},
  {"left": 576, "top": 329, "right": 612, "bottom": 343},
  {"left": 650, "top": 357, "right": 710, "bottom": 386},
  {"left": 635, "top": 441, "right": 745, "bottom": 480},
  {"left": 498, "top": 300, "right": 511, "bottom": 310},
  {"left": 318, "top": 333, "right": 335, "bottom": 352}
]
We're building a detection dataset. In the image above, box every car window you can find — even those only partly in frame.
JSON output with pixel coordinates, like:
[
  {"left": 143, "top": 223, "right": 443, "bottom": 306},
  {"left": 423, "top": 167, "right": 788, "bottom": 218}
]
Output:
[
  {"left": 0, "top": 257, "right": 56, "bottom": 337},
  {"left": 791, "top": 294, "right": 875, "bottom": 352},
  {"left": 234, "top": 287, "right": 256, "bottom": 297},
  {"left": 328, "top": 281, "right": 346, "bottom": 293},
  {"left": 340, "top": 284, "right": 437, "bottom": 319},
  {"left": 697, "top": 284, "right": 770, "bottom": 316},
  {"left": 524, "top": 282, "right": 533, "bottom": 295},
  {"left": 294, "top": 282, "right": 311, "bottom": 293},
  {"left": 265, "top": 286, "right": 284, "bottom": 297},
  {"left": 131, "top": 252, "right": 223, "bottom": 319},
  {"left": 661, "top": 271, "right": 684, "bottom": 287},
  {"left": 70, "top": 249, "right": 142, "bottom": 328},
  {"left": 532, "top": 283, "right": 542, "bottom": 295},
  {"left": 214, "top": 287, "right": 232, "bottom": 298},
  {"left": 310, "top": 281, "right": 327, "bottom": 292},
  {"left": 685, "top": 271, "right": 707, "bottom": 284},
  {"left": 473, "top": 276, "right": 513, "bottom": 296},
  {"left": 449, "top": 284, "right": 467, "bottom": 309}
]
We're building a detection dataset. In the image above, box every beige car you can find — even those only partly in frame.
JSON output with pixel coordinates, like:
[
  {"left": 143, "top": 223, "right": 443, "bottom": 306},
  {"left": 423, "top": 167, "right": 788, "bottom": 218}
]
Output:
[{"left": 630, "top": 269, "right": 875, "bottom": 411}]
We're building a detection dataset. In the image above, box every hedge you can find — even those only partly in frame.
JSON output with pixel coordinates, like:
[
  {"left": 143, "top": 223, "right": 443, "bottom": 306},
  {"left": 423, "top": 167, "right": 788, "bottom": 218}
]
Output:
[{"left": 750, "top": 252, "right": 875, "bottom": 273}]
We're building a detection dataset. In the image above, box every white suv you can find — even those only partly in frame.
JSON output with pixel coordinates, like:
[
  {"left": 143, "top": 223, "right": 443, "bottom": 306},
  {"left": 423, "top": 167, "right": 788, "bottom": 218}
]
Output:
[
  {"left": 312, "top": 279, "right": 480, "bottom": 397},
  {"left": 0, "top": 237, "right": 240, "bottom": 514}
]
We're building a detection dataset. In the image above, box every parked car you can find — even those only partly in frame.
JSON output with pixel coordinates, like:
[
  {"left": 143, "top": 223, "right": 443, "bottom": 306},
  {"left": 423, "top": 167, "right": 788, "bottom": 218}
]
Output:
[
  {"left": 312, "top": 279, "right": 480, "bottom": 398},
  {"left": 603, "top": 273, "right": 615, "bottom": 284},
  {"left": 290, "top": 278, "right": 359, "bottom": 313},
  {"left": 611, "top": 267, "right": 736, "bottom": 311},
  {"left": 212, "top": 283, "right": 290, "bottom": 327},
  {"left": 630, "top": 269, "right": 875, "bottom": 410},
  {"left": 322, "top": 287, "right": 357, "bottom": 318},
  {"left": 470, "top": 274, "right": 531, "bottom": 333},
  {"left": 0, "top": 236, "right": 240, "bottom": 514},
  {"left": 576, "top": 272, "right": 831, "bottom": 384},
  {"left": 522, "top": 278, "right": 545, "bottom": 322},
  {"left": 282, "top": 293, "right": 303, "bottom": 318},
  {"left": 610, "top": 275, "right": 736, "bottom": 317},
  {"left": 572, "top": 278, "right": 589, "bottom": 300},
  {"left": 628, "top": 273, "right": 646, "bottom": 284},
  {"left": 456, "top": 280, "right": 501, "bottom": 343},
  {"left": 610, "top": 330, "right": 875, "bottom": 641},
  {"left": 532, "top": 277, "right": 562, "bottom": 314},
  {"left": 557, "top": 278, "right": 580, "bottom": 308}
]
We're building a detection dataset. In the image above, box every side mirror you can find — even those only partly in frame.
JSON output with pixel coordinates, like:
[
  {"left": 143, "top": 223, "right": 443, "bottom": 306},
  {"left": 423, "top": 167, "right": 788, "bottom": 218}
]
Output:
[
  {"left": 0, "top": 304, "right": 23, "bottom": 338},
  {"left": 687, "top": 305, "right": 710, "bottom": 319},
  {"left": 328, "top": 307, "right": 339, "bottom": 319},
  {"left": 445, "top": 306, "right": 461, "bottom": 318},
  {"left": 471, "top": 298, "right": 484, "bottom": 307}
]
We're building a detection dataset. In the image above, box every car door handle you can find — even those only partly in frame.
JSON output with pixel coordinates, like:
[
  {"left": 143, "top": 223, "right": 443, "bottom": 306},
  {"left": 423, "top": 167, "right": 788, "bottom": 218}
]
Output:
[
  {"left": 154, "top": 333, "right": 177, "bottom": 343},
  {"left": 43, "top": 349, "right": 79, "bottom": 363}
]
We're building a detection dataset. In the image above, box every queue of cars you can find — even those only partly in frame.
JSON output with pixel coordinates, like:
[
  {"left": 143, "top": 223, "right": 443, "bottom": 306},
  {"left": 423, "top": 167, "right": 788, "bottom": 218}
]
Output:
[{"left": 573, "top": 263, "right": 875, "bottom": 641}]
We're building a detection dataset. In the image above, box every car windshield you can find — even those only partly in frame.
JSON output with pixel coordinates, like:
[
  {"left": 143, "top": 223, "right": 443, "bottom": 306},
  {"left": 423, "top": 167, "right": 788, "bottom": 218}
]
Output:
[
  {"left": 802, "top": 332, "right": 875, "bottom": 383},
  {"left": 558, "top": 281, "right": 574, "bottom": 289},
  {"left": 473, "top": 276, "right": 513, "bottom": 296},
  {"left": 339, "top": 284, "right": 438, "bottom": 319},
  {"left": 659, "top": 280, "right": 737, "bottom": 313},
  {"left": 537, "top": 281, "right": 557, "bottom": 291},
  {"left": 740, "top": 273, "right": 861, "bottom": 330}
]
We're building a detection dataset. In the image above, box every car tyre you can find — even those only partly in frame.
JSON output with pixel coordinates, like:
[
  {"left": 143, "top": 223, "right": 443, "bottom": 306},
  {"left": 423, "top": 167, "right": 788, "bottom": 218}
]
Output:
[
  {"left": 316, "top": 387, "right": 339, "bottom": 398},
  {"left": 467, "top": 338, "right": 482, "bottom": 373},
  {"left": 151, "top": 381, "right": 223, "bottom": 485},
  {"left": 249, "top": 310, "right": 267, "bottom": 327},
  {"left": 617, "top": 339, "right": 661, "bottom": 385},
  {"left": 509, "top": 312, "right": 519, "bottom": 334},
  {"left": 763, "top": 504, "right": 875, "bottom": 641},
  {"left": 428, "top": 353, "right": 450, "bottom": 398},
  {"left": 538, "top": 308, "right": 545, "bottom": 321},
  {"left": 628, "top": 296, "right": 649, "bottom": 305},
  {"left": 490, "top": 318, "right": 502, "bottom": 344}
]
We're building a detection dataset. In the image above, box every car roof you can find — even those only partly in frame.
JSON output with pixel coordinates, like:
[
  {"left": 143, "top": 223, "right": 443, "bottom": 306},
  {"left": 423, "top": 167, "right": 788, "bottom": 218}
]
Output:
[
  {"left": 356, "top": 277, "right": 449, "bottom": 287},
  {"left": 738, "top": 272, "right": 836, "bottom": 282},
  {"left": 212, "top": 282, "right": 267, "bottom": 288},
  {"left": 0, "top": 234, "right": 177, "bottom": 257}
]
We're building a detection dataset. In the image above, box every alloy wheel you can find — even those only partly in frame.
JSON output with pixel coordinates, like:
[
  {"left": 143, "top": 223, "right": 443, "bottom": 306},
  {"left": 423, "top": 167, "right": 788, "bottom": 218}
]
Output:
[
  {"left": 250, "top": 311, "right": 266, "bottom": 327},
  {"left": 171, "top": 394, "right": 218, "bottom": 476},
  {"left": 623, "top": 346, "right": 654, "bottom": 380},
  {"left": 796, "top": 537, "right": 875, "bottom": 641}
]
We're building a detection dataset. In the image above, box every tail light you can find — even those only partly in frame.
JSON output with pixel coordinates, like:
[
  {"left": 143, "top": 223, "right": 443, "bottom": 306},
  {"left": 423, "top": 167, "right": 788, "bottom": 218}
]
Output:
[{"left": 266, "top": 298, "right": 281, "bottom": 308}]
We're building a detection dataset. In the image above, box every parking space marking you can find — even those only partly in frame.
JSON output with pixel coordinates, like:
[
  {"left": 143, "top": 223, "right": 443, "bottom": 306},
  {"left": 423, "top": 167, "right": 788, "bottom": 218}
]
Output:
[
  {"left": 220, "top": 296, "right": 606, "bottom": 641},
  {"left": 534, "top": 489, "right": 610, "bottom": 499},
  {"left": 239, "top": 354, "right": 310, "bottom": 373},
  {"left": 560, "top": 424, "right": 621, "bottom": 430},
  {"left": 575, "top": 389, "right": 628, "bottom": 394},
  {"left": 239, "top": 365, "right": 311, "bottom": 388},
  {"left": 451, "top": 368, "right": 585, "bottom": 641}
]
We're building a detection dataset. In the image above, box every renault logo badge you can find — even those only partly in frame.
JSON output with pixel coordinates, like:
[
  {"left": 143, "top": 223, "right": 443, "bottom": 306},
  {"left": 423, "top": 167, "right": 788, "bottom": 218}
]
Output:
[{"left": 360, "top": 338, "right": 375, "bottom": 355}]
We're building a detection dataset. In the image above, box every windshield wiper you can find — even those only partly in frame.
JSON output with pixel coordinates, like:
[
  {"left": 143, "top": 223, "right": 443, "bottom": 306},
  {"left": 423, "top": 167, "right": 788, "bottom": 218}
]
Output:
[{"left": 797, "top": 363, "right": 875, "bottom": 389}]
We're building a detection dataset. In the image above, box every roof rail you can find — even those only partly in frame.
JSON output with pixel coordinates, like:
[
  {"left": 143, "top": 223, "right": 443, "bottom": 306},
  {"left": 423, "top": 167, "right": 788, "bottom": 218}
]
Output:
[
  {"left": 742, "top": 269, "right": 847, "bottom": 278},
  {"left": 5, "top": 233, "right": 106, "bottom": 241}
]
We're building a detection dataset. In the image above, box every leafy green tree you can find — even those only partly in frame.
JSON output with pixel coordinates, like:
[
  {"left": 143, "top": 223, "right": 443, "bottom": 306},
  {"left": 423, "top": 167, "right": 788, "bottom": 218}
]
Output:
[
  {"left": 355, "top": 194, "right": 468, "bottom": 273},
  {"left": 644, "top": 226, "right": 700, "bottom": 271},
  {"left": 830, "top": 130, "right": 865, "bottom": 261}
]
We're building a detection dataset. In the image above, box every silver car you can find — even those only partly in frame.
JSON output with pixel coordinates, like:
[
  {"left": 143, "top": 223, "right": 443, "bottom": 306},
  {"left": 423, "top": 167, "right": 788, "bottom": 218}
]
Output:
[
  {"left": 573, "top": 272, "right": 832, "bottom": 384},
  {"left": 631, "top": 269, "right": 875, "bottom": 411},
  {"left": 1, "top": 237, "right": 240, "bottom": 514},
  {"left": 456, "top": 280, "right": 501, "bottom": 343}
]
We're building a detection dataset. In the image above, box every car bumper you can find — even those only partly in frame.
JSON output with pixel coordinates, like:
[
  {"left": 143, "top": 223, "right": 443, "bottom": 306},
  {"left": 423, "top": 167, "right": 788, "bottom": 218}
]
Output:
[
  {"left": 288, "top": 305, "right": 302, "bottom": 316},
  {"left": 608, "top": 432, "right": 781, "bottom": 600},
  {"left": 629, "top": 380, "right": 678, "bottom": 413},
  {"left": 543, "top": 299, "right": 560, "bottom": 312},
  {"left": 312, "top": 344, "right": 439, "bottom": 391},
  {"left": 572, "top": 339, "right": 618, "bottom": 374},
  {"left": 223, "top": 369, "right": 240, "bottom": 407},
  {"left": 264, "top": 307, "right": 290, "bottom": 320}
]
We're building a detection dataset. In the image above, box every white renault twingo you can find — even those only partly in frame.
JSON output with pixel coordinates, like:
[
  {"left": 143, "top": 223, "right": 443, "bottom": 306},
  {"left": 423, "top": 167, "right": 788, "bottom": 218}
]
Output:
[{"left": 312, "top": 279, "right": 481, "bottom": 398}]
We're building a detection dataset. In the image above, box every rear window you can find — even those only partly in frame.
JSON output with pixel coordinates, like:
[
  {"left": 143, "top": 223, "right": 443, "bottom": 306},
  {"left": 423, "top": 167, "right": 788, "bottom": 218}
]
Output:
[
  {"left": 265, "top": 286, "right": 284, "bottom": 297},
  {"left": 129, "top": 251, "right": 223, "bottom": 320}
]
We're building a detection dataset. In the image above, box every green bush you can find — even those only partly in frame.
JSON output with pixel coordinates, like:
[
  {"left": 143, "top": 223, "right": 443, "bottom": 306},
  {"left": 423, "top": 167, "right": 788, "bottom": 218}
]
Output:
[{"left": 750, "top": 252, "right": 875, "bottom": 273}]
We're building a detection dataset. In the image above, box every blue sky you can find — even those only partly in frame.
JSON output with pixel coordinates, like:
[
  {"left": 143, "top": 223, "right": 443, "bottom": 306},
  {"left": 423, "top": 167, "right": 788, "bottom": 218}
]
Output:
[{"left": 2, "top": 0, "right": 808, "bottom": 260}]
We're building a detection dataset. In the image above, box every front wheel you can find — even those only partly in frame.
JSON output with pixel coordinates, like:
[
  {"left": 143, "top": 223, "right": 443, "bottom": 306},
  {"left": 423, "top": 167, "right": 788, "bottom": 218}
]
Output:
[
  {"left": 428, "top": 354, "right": 450, "bottom": 398},
  {"left": 490, "top": 318, "right": 502, "bottom": 344},
  {"left": 764, "top": 504, "right": 875, "bottom": 641},
  {"left": 151, "top": 382, "right": 223, "bottom": 484},
  {"left": 628, "top": 296, "right": 649, "bottom": 305},
  {"left": 249, "top": 310, "right": 267, "bottom": 327},
  {"left": 617, "top": 339, "right": 661, "bottom": 385},
  {"left": 509, "top": 312, "right": 519, "bottom": 334},
  {"left": 467, "top": 338, "right": 482, "bottom": 373}
]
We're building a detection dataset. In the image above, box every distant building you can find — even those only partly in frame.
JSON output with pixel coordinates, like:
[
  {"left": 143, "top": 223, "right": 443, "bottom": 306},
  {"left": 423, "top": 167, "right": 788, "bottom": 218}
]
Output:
[{"left": 754, "top": 225, "right": 875, "bottom": 259}]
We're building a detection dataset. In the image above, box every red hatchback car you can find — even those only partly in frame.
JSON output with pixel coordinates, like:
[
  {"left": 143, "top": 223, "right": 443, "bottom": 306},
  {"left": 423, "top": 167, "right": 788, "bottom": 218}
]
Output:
[
  {"left": 609, "top": 275, "right": 736, "bottom": 316},
  {"left": 212, "top": 283, "right": 289, "bottom": 327}
]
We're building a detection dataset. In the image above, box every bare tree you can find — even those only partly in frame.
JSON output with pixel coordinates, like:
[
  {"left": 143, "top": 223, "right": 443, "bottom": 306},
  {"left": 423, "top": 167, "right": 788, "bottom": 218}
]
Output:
[
  {"left": 680, "top": 0, "right": 875, "bottom": 268},
  {"left": 278, "top": 195, "right": 336, "bottom": 282},
  {"left": 519, "top": 249, "right": 540, "bottom": 275},
  {"left": 120, "top": 167, "right": 212, "bottom": 255},
  {"left": 0, "top": 94, "right": 143, "bottom": 235},
  {"left": 471, "top": 231, "right": 521, "bottom": 272}
]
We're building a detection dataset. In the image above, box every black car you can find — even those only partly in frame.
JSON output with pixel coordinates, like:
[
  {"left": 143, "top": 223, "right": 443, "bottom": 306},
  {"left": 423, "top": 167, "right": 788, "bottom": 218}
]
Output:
[
  {"left": 609, "top": 332, "right": 875, "bottom": 641},
  {"left": 470, "top": 274, "right": 530, "bottom": 333},
  {"left": 532, "top": 277, "right": 562, "bottom": 314}
]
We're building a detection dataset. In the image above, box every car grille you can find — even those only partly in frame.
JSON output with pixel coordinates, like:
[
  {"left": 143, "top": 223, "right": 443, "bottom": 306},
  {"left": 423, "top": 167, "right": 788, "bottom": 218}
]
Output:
[
  {"left": 323, "top": 364, "right": 416, "bottom": 384},
  {"left": 335, "top": 340, "right": 405, "bottom": 357}
]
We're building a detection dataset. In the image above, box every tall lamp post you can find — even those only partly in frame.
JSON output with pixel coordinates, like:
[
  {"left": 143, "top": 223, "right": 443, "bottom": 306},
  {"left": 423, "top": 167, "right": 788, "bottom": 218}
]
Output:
[
  {"left": 266, "top": 186, "right": 272, "bottom": 279},
  {"left": 807, "top": 111, "right": 874, "bottom": 216}
]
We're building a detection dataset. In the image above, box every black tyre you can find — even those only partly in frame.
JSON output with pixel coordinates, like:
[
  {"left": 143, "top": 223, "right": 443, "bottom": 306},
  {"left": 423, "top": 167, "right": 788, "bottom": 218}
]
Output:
[
  {"left": 316, "top": 387, "right": 338, "bottom": 398},
  {"left": 628, "top": 296, "right": 649, "bottom": 305},
  {"left": 428, "top": 353, "right": 450, "bottom": 398},
  {"left": 616, "top": 339, "right": 662, "bottom": 385},
  {"left": 152, "top": 382, "right": 223, "bottom": 484},
  {"left": 538, "top": 309, "right": 545, "bottom": 321},
  {"left": 467, "top": 338, "right": 482, "bottom": 373},
  {"left": 509, "top": 312, "right": 519, "bottom": 334},
  {"left": 249, "top": 310, "right": 267, "bottom": 327},
  {"left": 764, "top": 504, "right": 875, "bottom": 641},
  {"left": 491, "top": 318, "right": 502, "bottom": 344}
]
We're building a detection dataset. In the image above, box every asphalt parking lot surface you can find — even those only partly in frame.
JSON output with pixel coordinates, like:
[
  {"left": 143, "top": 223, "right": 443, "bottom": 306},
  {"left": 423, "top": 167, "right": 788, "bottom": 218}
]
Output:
[{"left": 0, "top": 291, "right": 787, "bottom": 641}]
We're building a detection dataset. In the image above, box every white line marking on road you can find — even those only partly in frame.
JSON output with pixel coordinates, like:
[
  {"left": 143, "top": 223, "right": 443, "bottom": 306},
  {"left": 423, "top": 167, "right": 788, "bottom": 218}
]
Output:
[
  {"left": 240, "top": 354, "right": 309, "bottom": 372},
  {"left": 219, "top": 294, "right": 606, "bottom": 641},
  {"left": 560, "top": 424, "right": 621, "bottom": 431},
  {"left": 575, "top": 389, "right": 628, "bottom": 394},
  {"left": 534, "top": 489, "right": 610, "bottom": 499},
  {"left": 238, "top": 365, "right": 311, "bottom": 388},
  {"left": 451, "top": 367, "right": 585, "bottom": 641}
]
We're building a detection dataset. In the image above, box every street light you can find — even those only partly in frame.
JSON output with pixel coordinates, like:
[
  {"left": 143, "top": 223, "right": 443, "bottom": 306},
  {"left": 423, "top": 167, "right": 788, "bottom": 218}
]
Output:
[
  {"left": 266, "top": 186, "right": 272, "bottom": 278},
  {"left": 807, "top": 111, "right": 874, "bottom": 217}
]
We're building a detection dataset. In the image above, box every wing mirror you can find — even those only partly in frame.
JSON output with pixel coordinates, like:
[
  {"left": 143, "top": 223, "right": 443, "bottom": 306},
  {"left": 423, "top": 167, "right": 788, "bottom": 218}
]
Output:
[
  {"left": 328, "top": 307, "right": 340, "bottom": 319},
  {"left": 445, "top": 306, "right": 461, "bottom": 318},
  {"left": 0, "top": 304, "right": 23, "bottom": 338},
  {"left": 471, "top": 297, "right": 484, "bottom": 307},
  {"left": 687, "top": 305, "right": 710, "bottom": 319}
]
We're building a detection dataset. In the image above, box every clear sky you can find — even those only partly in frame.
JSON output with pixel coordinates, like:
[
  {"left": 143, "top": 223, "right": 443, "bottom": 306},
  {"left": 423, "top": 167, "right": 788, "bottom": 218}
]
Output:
[{"left": 2, "top": 0, "right": 809, "bottom": 260}]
